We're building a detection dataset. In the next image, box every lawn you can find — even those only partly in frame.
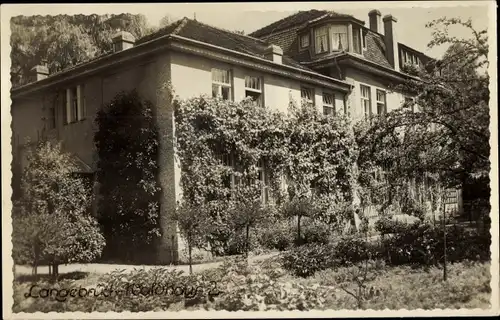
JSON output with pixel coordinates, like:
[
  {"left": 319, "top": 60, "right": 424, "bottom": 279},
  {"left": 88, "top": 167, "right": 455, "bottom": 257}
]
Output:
[{"left": 12, "top": 255, "right": 491, "bottom": 312}]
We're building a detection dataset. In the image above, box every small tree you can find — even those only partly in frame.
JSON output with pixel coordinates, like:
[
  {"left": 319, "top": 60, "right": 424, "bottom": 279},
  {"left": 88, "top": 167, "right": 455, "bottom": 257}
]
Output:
[
  {"left": 174, "top": 202, "right": 209, "bottom": 274},
  {"left": 12, "top": 140, "right": 105, "bottom": 279},
  {"left": 230, "top": 181, "right": 270, "bottom": 258}
]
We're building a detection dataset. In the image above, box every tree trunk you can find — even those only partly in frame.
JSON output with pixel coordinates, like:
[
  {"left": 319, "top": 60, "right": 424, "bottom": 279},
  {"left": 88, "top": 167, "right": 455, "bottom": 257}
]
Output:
[
  {"left": 188, "top": 244, "right": 193, "bottom": 275},
  {"left": 245, "top": 224, "right": 250, "bottom": 259},
  {"left": 52, "top": 263, "right": 59, "bottom": 281},
  {"left": 297, "top": 215, "right": 302, "bottom": 246},
  {"left": 442, "top": 189, "right": 447, "bottom": 282}
]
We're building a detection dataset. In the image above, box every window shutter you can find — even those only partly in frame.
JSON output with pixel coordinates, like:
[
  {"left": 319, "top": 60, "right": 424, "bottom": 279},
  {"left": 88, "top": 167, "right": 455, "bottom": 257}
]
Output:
[
  {"left": 65, "top": 89, "right": 71, "bottom": 124},
  {"left": 77, "top": 85, "right": 82, "bottom": 121}
]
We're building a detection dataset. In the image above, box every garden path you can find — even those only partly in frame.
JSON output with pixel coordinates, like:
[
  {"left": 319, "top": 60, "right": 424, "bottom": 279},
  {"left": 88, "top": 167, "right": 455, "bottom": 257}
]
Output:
[{"left": 14, "top": 252, "right": 279, "bottom": 277}]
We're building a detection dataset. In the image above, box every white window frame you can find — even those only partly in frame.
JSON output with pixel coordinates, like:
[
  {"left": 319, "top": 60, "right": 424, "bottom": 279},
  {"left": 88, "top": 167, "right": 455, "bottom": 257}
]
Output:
[
  {"left": 258, "top": 160, "right": 270, "bottom": 205},
  {"left": 211, "top": 68, "right": 232, "bottom": 100},
  {"left": 360, "top": 85, "right": 371, "bottom": 118},
  {"left": 376, "top": 89, "right": 387, "bottom": 115},
  {"left": 362, "top": 29, "right": 367, "bottom": 50},
  {"left": 352, "top": 27, "right": 362, "bottom": 54},
  {"left": 244, "top": 75, "right": 263, "bottom": 107},
  {"left": 322, "top": 92, "right": 335, "bottom": 116},
  {"left": 301, "top": 86, "right": 315, "bottom": 105},
  {"left": 300, "top": 34, "right": 310, "bottom": 49},
  {"left": 331, "top": 25, "right": 348, "bottom": 51},
  {"left": 315, "top": 25, "right": 329, "bottom": 54},
  {"left": 64, "top": 85, "right": 85, "bottom": 124}
]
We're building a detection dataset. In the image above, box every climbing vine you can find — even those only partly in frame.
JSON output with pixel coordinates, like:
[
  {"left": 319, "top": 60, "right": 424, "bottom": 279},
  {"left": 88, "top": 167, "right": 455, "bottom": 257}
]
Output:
[{"left": 174, "top": 95, "right": 358, "bottom": 253}]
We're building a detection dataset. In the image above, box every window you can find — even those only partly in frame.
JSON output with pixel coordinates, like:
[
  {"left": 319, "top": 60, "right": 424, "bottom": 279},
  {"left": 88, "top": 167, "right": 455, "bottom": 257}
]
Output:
[
  {"left": 404, "top": 96, "right": 415, "bottom": 112},
  {"left": 360, "top": 85, "right": 371, "bottom": 118},
  {"left": 301, "top": 87, "right": 314, "bottom": 105},
  {"left": 376, "top": 89, "right": 387, "bottom": 115},
  {"left": 322, "top": 92, "right": 335, "bottom": 116},
  {"left": 48, "top": 105, "right": 56, "bottom": 129},
  {"left": 71, "top": 87, "right": 78, "bottom": 122},
  {"left": 353, "top": 27, "right": 362, "bottom": 54},
  {"left": 258, "top": 160, "right": 270, "bottom": 205},
  {"left": 362, "top": 30, "right": 367, "bottom": 49},
  {"left": 80, "top": 84, "right": 86, "bottom": 120},
  {"left": 402, "top": 50, "right": 420, "bottom": 67},
  {"left": 64, "top": 85, "right": 85, "bottom": 124},
  {"left": 219, "top": 153, "right": 239, "bottom": 192},
  {"left": 245, "top": 75, "right": 263, "bottom": 106},
  {"left": 212, "top": 68, "right": 232, "bottom": 100},
  {"left": 315, "top": 26, "right": 329, "bottom": 54},
  {"left": 331, "top": 25, "right": 348, "bottom": 51},
  {"left": 300, "top": 34, "right": 310, "bottom": 48}
]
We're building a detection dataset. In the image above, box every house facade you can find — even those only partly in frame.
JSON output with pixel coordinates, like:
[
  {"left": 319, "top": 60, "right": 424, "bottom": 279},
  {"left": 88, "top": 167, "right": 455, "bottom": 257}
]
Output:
[{"left": 11, "top": 9, "right": 462, "bottom": 264}]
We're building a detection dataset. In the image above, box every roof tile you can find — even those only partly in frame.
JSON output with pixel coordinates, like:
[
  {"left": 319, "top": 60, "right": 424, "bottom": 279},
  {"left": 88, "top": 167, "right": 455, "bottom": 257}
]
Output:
[
  {"left": 249, "top": 10, "right": 353, "bottom": 38},
  {"left": 136, "top": 18, "right": 316, "bottom": 72}
]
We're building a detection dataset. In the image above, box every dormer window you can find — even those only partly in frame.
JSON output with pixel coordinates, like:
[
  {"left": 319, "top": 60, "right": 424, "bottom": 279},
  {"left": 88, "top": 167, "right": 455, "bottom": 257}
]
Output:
[
  {"left": 353, "top": 26, "right": 362, "bottom": 54},
  {"left": 401, "top": 50, "right": 421, "bottom": 67},
  {"left": 331, "top": 25, "right": 348, "bottom": 51},
  {"left": 315, "top": 26, "right": 329, "bottom": 54},
  {"left": 300, "top": 34, "right": 310, "bottom": 48}
]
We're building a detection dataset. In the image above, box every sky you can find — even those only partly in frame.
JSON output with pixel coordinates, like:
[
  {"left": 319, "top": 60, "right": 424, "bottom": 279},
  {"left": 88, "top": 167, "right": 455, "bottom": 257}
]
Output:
[
  {"left": 1, "top": 2, "right": 493, "bottom": 59},
  {"left": 140, "top": 2, "right": 490, "bottom": 59}
]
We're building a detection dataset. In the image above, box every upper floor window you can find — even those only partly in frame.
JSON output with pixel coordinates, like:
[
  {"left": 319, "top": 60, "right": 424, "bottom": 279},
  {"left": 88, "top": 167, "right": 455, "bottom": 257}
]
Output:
[
  {"left": 353, "top": 27, "right": 362, "bottom": 54},
  {"left": 212, "top": 68, "right": 232, "bottom": 100},
  {"left": 376, "top": 89, "right": 387, "bottom": 115},
  {"left": 300, "top": 34, "right": 310, "bottom": 48},
  {"left": 301, "top": 87, "right": 314, "bottom": 105},
  {"left": 245, "top": 75, "right": 263, "bottom": 107},
  {"left": 315, "top": 26, "right": 329, "bottom": 54},
  {"left": 63, "top": 85, "right": 86, "bottom": 125},
  {"left": 322, "top": 92, "right": 335, "bottom": 116},
  {"left": 360, "top": 85, "right": 371, "bottom": 118},
  {"left": 402, "top": 50, "right": 420, "bottom": 67},
  {"left": 331, "top": 25, "right": 348, "bottom": 51}
]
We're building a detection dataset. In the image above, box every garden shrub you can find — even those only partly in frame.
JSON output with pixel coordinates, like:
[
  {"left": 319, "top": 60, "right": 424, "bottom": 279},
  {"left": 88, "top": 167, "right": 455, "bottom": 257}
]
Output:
[
  {"left": 375, "top": 216, "right": 421, "bottom": 235},
  {"left": 257, "top": 219, "right": 294, "bottom": 251},
  {"left": 300, "top": 220, "right": 330, "bottom": 245},
  {"left": 333, "top": 236, "right": 375, "bottom": 265},
  {"left": 281, "top": 244, "right": 335, "bottom": 277},
  {"left": 382, "top": 223, "right": 491, "bottom": 266}
]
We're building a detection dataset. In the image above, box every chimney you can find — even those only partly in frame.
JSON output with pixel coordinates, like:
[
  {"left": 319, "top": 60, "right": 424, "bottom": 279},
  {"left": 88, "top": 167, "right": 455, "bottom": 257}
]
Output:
[
  {"left": 264, "top": 44, "right": 283, "bottom": 64},
  {"left": 29, "top": 64, "right": 49, "bottom": 82},
  {"left": 112, "top": 31, "right": 136, "bottom": 52},
  {"left": 368, "top": 9, "right": 382, "bottom": 33},
  {"left": 383, "top": 14, "right": 400, "bottom": 72}
]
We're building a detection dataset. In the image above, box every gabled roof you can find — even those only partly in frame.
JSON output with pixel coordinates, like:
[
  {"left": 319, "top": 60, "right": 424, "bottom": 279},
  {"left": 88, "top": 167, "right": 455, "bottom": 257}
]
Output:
[
  {"left": 249, "top": 10, "right": 356, "bottom": 38},
  {"left": 137, "top": 17, "right": 314, "bottom": 72}
]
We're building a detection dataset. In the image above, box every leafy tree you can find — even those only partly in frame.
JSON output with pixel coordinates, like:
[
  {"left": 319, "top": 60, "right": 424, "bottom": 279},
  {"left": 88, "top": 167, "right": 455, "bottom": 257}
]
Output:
[
  {"left": 354, "top": 18, "right": 489, "bottom": 281},
  {"left": 355, "top": 17, "right": 489, "bottom": 212},
  {"left": 159, "top": 15, "right": 173, "bottom": 28},
  {"left": 94, "top": 90, "right": 161, "bottom": 263},
  {"left": 174, "top": 202, "right": 209, "bottom": 274},
  {"left": 10, "top": 14, "right": 157, "bottom": 86},
  {"left": 229, "top": 183, "right": 271, "bottom": 258},
  {"left": 12, "top": 140, "right": 105, "bottom": 279}
]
